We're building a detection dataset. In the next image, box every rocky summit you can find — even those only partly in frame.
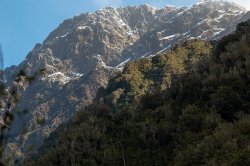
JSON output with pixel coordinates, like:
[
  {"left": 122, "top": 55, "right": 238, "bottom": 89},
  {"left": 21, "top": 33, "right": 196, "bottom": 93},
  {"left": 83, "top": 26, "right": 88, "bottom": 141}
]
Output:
[{"left": 2, "top": 0, "right": 249, "bottom": 159}]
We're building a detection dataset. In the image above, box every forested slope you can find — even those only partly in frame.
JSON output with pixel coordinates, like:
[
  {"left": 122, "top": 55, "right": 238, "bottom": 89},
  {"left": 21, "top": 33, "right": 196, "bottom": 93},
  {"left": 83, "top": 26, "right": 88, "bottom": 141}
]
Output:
[{"left": 22, "top": 21, "right": 250, "bottom": 166}]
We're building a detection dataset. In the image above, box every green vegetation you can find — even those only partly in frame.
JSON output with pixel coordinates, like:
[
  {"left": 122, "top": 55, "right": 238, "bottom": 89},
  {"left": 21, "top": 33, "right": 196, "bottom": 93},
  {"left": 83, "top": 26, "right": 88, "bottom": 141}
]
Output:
[
  {"left": 27, "top": 144, "right": 36, "bottom": 152},
  {"left": 103, "top": 40, "right": 212, "bottom": 109},
  {"left": 21, "top": 128, "right": 28, "bottom": 135},
  {"left": 22, "top": 21, "right": 250, "bottom": 165},
  {"left": 36, "top": 118, "right": 46, "bottom": 126},
  {"left": 25, "top": 76, "right": 35, "bottom": 83},
  {"left": 16, "top": 69, "right": 36, "bottom": 84},
  {"left": 38, "top": 69, "right": 47, "bottom": 77}
]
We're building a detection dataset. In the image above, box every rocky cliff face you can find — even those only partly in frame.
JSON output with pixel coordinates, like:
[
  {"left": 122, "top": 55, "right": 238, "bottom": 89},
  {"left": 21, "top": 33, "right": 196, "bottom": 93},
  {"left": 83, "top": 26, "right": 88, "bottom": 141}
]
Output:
[{"left": 2, "top": 0, "right": 248, "bottom": 160}]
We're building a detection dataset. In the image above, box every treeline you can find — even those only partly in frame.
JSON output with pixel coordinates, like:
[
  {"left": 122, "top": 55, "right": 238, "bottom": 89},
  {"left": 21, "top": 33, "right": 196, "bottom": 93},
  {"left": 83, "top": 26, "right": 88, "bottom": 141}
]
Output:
[{"left": 22, "top": 21, "right": 250, "bottom": 165}]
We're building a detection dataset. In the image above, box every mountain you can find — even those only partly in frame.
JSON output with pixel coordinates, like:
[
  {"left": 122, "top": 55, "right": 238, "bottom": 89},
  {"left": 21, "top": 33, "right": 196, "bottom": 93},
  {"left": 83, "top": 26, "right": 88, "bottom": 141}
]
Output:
[
  {"left": 22, "top": 20, "right": 250, "bottom": 166},
  {"left": 2, "top": 0, "right": 249, "bottom": 161}
]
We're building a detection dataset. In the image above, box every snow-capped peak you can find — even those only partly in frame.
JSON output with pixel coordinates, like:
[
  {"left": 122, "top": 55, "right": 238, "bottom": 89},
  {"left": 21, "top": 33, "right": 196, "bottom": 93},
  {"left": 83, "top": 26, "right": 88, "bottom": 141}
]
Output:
[{"left": 195, "top": 0, "right": 246, "bottom": 11}]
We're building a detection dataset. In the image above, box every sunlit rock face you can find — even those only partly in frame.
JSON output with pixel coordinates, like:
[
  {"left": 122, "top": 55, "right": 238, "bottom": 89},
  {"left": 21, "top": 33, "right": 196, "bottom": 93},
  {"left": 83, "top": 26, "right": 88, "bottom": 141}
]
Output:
[{"left": 2, "top": 0, "right": 249, "bottom": 160}]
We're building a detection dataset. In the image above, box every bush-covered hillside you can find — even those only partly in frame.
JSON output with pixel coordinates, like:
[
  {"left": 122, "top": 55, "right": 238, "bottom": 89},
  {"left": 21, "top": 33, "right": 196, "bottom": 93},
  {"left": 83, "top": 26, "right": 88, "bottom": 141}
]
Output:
[{"left": 23, "top": 21, "right": 250, "bottom": 166}]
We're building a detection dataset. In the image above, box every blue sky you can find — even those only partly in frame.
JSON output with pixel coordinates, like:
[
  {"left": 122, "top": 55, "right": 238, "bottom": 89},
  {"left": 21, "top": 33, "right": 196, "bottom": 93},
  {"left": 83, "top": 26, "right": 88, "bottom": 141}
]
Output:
[{"left": 0, "top": 0, "right": 249, "bottom": 68}]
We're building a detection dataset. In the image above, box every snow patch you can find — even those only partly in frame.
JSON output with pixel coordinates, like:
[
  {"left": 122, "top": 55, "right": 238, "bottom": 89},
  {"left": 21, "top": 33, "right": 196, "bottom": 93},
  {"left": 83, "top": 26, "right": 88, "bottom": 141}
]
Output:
[
  {"left": 55, "top": 32, "right": 69, "bottom": 39},
  {"left": 70, "top": 72, "right": 85, "bottom": 78},
  {"left": 77, "top": 26, "right": 89, "bottom": 30},
  {"left": 176, "top": 8, "right": 188, "bottom": 17},
  {"left": 116, "top": 58, "right": 131, "bottom": 70},
  {"left": 45, "top": 72, "right": 71, "bottom": 84},
  {"left": 213, "top": 28, "right": 225, "bottom": 36},
  {"left": 159, "top": 34, "right": 179, "bottom": 40},
  {"left": 140, "top": 52, "right": 150, "bottom": 59},
  {"left": 149, "top": 45, "right": 172, "bottom": 58},
  {"left": 215, "top": 13, "right": 225, "bottom": 20}
]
